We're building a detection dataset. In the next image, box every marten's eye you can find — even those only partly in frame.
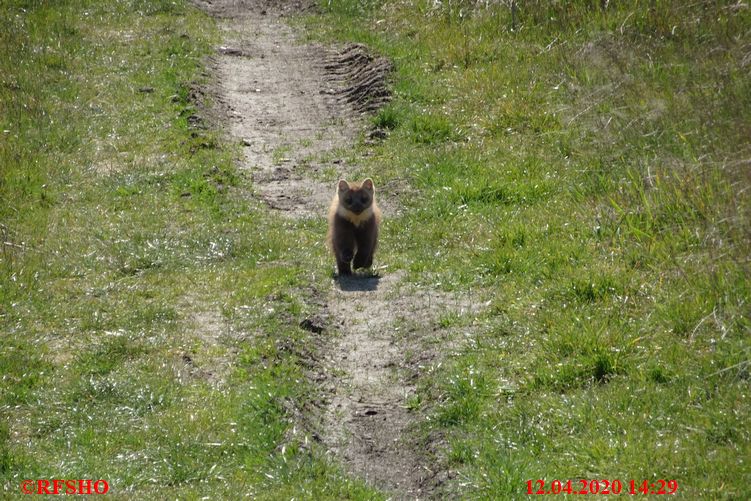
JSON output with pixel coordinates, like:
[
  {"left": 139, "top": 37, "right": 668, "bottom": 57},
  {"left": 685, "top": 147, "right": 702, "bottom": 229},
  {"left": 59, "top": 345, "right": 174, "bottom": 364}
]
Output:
[
  {"left": 362, "top": 195, "right": 370, "bottom": 203},
  {"left": 345, "top": 196, "right": 352, "bottom": 204}
]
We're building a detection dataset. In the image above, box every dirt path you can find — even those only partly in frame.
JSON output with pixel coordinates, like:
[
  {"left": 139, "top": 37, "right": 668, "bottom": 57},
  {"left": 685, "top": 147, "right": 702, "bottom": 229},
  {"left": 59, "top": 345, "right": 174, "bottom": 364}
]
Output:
[
  {"left": 193, "top": 1, "right": 471, "bottom": 497},
  {"left": 323, "top": 273, "right": 478, "bottom": 497},
  {"left": 198, "top": 0, "right": 391, "bottom": 217},
  {"left": 212, "top": 4, "right": 347, "bottom": 215}
]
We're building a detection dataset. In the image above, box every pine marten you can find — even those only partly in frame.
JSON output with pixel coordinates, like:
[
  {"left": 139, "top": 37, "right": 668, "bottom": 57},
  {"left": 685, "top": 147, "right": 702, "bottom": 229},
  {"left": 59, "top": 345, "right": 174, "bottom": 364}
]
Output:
[{"left": 327, "top": 178, "right": 381, "bottom": 276}]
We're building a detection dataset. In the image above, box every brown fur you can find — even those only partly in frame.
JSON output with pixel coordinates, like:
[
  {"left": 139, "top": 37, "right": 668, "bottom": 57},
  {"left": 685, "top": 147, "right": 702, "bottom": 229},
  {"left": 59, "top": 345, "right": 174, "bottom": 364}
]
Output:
[{"left": 327, "top": 178, "right": 381, "bottom": 275}]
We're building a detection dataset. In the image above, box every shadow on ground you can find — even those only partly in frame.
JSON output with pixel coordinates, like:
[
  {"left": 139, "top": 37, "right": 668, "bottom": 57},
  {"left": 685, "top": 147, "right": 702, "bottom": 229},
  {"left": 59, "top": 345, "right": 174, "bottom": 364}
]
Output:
[{"left": 336, "top": 274, "right": 381, "bottom": 292}]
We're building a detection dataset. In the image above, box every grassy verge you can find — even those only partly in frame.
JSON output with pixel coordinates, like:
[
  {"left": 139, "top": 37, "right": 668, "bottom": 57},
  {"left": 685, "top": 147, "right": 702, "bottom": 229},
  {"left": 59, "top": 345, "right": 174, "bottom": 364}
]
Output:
[
  {"left": 303, "top": 1, "right": 750, "bottom": 498},
  {"left": 1, "top": 0, "right": 378, "bottom": 498}
]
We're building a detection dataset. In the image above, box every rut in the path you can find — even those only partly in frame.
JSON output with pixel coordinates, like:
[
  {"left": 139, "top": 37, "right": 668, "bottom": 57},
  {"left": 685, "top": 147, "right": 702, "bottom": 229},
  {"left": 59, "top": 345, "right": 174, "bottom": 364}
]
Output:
[
  {"left": 321, "top": 273, "right": 480, "bottom": 497},
  {"left": 195, "top": 1, "right": 471, "bottom": 498},
  {"left": 215, "top": 11, "right": 350, "bottom": 216},
  {"left": 207, "top": 2, "right": 393, "bottom": 218},
  {"left": 323, "top": 273, "right": 428, "bottom": 496}
]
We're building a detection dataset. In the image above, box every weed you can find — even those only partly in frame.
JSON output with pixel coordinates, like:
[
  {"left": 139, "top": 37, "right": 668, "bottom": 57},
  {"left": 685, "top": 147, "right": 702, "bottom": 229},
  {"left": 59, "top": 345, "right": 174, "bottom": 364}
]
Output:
[{"left": 372, "top": 105, "right": 401, "bottom": 130}]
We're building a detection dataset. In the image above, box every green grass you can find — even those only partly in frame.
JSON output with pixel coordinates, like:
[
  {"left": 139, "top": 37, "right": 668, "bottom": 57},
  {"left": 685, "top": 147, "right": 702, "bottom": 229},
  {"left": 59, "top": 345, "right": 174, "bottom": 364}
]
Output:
[
  {"left": 0, "top": 0, "right": 379, "bottom": 498},
  {"left": 302, "top": 0, "right": 751, "bottom": 498},
  {"left": 3, "top": 0, "right": 749, "bottom": 498}
]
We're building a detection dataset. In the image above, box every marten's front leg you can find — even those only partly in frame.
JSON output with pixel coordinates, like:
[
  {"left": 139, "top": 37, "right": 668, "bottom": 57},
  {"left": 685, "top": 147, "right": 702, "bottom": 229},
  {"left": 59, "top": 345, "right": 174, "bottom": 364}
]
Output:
[
  {"left": 337, "top": 247, "right": 354, "bottom": 275},
  {"left": 353, "top": 218, "right": 378, "bottom": 270},
  {"left": 332, "top": 216, "right": 356, "bottom": 276}
]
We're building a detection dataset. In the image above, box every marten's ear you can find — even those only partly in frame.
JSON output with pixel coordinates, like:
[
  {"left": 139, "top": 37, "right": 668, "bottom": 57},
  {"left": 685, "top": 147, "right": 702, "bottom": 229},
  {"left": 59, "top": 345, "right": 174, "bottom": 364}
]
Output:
[
  {"left": 361, "top": 178, "right": 374, "bottom": 193},
  {"left": 338, "top": 180, "right": 349, "bottom": 194}
]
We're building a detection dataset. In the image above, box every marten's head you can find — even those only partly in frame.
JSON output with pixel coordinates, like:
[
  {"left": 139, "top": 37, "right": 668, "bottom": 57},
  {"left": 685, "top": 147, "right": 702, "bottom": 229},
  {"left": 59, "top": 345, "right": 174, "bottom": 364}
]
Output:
[{"left": 338, "top": 179, "right": 375, "bottom": 215}]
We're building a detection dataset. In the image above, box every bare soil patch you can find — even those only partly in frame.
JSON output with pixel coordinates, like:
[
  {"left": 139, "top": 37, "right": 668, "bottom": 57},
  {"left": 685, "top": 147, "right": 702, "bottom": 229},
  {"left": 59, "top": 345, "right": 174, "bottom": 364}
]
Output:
[
  {"left": 192, "top": 0, "right": 316, "bottom": 18},
  {"left": 322, "top": 273, "right": 479, "bottom": 498},
  {"left": 174, "top": 296, "right": 237, "bottom": 388},
  {"left": 214, "top": 14, "right": 343, "bottom": 216}
]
